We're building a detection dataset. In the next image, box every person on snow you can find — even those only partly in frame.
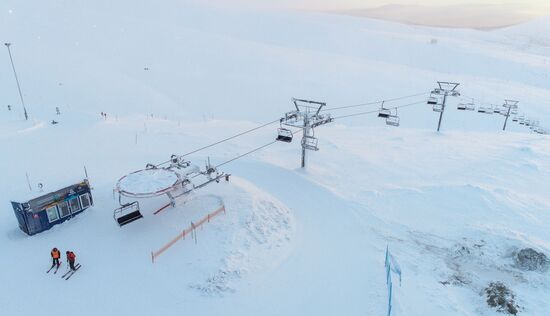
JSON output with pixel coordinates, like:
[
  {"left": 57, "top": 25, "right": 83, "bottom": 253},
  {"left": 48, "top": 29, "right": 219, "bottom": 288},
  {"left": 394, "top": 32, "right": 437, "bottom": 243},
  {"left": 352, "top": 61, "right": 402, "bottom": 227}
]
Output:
[
  {"left": 66, "top": 251, "right": 77, "bottom": 271},
  {"left": 51, "top": 248, "right": 61, "bottom": 268}
]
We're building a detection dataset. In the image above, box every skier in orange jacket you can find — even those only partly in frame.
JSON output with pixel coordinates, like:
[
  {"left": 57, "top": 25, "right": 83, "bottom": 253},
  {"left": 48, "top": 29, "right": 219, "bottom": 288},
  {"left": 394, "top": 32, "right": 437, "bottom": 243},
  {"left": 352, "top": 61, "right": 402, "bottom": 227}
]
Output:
[{"left": 51, "top": 248, "right": 61, "bottom": 268}]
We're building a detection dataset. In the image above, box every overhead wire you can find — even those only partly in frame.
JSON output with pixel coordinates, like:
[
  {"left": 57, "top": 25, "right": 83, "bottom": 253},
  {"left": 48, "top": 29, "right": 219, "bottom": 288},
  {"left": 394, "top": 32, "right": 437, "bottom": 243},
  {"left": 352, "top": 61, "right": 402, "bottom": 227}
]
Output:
[
  {"left": 153, "top": 92, "right": 430, "bottom": 167},
  {"left": 212, "top": 97, "right": 429, "bottom": 168},
  {"left": 212, "top": 97, "right": 427, "bottom": 167},
  {"left": 156, "top": 118, "right": 280, "bottom": 167},
  {"left": 214, "top": 129, "right": 304, "bottom": 168},
  {"left": 211, "top": 97, "right": 429, "bottom": 168},
  {"left": 332, "top": 100, "right": 427, "bottom": 120},
  {"left": 322, "top": 92, "right": 428, "bottom": 111}
]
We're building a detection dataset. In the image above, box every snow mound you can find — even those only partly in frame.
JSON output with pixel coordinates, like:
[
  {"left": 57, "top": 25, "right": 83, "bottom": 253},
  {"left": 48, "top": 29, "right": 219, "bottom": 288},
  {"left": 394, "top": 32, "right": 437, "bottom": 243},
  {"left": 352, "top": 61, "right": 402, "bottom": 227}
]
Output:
[{"left": 189, "top": 177, "right": 294, "bottom": 296}]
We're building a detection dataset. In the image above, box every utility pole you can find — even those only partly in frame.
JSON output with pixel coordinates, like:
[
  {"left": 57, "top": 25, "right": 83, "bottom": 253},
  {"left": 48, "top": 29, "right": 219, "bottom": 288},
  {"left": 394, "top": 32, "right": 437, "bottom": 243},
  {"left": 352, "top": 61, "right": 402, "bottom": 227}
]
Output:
[
  {"left": 502, "top": 100, "right": 519, "bottom": 131},
  {"left": 279, "top": 98, "right": 333, "bottom": 168},
  {"left": 429, "top": 81, "right": 460, "bottom": 132},
  {"left": 4, "top": 43, "right": 28, "bottom": 120}
]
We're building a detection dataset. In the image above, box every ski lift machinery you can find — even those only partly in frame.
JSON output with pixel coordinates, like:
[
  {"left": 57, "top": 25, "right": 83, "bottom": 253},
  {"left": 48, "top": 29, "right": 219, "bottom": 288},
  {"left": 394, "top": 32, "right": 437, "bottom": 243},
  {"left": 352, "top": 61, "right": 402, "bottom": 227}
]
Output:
[
  {"left": 113, "top": 156, "right": 227, "bottom": 226},
  {"left": 427, "top": 81, "right": 460, "bottom": 132},
  {"left": 278, "top": 98, "right": 333, "bottom": 168}
]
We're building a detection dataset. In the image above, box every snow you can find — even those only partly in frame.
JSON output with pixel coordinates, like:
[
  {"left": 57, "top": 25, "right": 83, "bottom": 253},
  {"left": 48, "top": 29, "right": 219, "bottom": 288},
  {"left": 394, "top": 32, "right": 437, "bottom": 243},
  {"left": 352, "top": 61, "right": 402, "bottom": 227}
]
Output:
[{"left": 1, "top": 1, "right": 550, "bottom": 316}]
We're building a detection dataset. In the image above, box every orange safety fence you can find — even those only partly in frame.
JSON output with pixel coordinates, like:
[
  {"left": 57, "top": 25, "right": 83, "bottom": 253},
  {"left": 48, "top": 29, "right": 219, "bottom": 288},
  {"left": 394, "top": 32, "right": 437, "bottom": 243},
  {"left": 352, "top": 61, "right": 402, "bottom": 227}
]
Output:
[{"left": 151, "top": 205, "right": 226, "bottom": 263}]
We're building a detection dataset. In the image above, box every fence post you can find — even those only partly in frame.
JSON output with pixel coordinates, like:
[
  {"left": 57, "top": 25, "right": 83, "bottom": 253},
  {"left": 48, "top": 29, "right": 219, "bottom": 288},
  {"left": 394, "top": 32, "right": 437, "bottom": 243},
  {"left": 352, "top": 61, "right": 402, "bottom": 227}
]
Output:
[
  {"left": 151, "top": 252, "right": 154, "bottom": 264},
  {"left": 191, "top": 222, "right": 197, "bottom": 244},
  {"left": 208, "top": 213, "right": 210, "bottom": 223}
]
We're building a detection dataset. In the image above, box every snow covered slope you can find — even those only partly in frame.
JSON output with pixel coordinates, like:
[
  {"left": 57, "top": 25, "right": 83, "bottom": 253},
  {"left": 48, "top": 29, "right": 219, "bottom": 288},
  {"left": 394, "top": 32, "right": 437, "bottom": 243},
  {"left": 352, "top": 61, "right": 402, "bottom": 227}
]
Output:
[{"left": 1, "top": 1, "right": 549, "bottom": 315}]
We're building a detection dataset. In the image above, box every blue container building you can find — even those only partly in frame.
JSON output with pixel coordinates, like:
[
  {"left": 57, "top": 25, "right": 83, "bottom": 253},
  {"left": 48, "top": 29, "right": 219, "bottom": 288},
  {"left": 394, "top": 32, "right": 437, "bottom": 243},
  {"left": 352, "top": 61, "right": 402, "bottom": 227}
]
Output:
[{"left": 11, "top": 179, "right": 93, "bottom": 235}]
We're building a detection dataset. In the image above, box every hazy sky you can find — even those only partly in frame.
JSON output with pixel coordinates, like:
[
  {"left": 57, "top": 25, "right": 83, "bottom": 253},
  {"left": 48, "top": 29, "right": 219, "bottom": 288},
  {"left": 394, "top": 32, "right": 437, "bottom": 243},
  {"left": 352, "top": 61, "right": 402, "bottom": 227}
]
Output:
[{"left": 215, "top": 0, "right": 550, "bottom": 15}]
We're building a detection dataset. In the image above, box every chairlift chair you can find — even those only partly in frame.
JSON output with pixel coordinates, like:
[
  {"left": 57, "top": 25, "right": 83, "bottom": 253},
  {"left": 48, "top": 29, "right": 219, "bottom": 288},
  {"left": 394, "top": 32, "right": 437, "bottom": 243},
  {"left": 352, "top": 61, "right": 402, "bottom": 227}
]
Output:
[
  {"left": 535, "top": 128, "right": 546, "bottom": 134},
  {"left": 478, "top": 106, "right": 493, "bottom": 114},
  {"left": 433, "top": 103, "right": 443, "bottom": 112},
  {"left": 427, "top": 96, "right": 438, "bottom": 105},
  {"left": 386, "top": 115, "right": 400, "bottom": 127},
  {"left": 466, "top": 103, "right": 476, "bottom": 111},
  {"left": 276, "top": 128, "right": 293, "bottom": 143},
  {"left": 113, "top": 201, "right": 143, "bottom": 226},
  {"left": 378, "top": 108, "right": 391, "bottom": 118},
  {"left": 457, "top": 103, "right": 467, "bottom": 110},
  {"left": 302, "top": 135, "right": 319, "bottom": 151},
  {"left": 512, "top": 117, "right": 518, "bottom": 122},
  {"left": 378, "top": 101, "right": 390, "bottom": 118}
]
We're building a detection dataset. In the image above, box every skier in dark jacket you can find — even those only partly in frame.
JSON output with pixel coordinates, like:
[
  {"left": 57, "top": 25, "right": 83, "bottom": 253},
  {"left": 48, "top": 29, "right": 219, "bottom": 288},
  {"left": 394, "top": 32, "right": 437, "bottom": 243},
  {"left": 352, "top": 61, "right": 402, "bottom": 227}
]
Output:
[
  {"left": 66, "top": 251, "right": 77, "bottom": 271},
  {"left": 51, "top": 248, "right": 61, "bottom": 268}
]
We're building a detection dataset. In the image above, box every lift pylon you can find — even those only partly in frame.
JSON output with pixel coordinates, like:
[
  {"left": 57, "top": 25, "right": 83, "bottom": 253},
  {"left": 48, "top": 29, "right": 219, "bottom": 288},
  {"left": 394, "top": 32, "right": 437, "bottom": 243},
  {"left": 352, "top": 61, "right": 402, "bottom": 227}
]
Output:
[
  {"left": 502, "top": 100, "right": 519, "bottom": 131},
  {"left": 428, "top": 81, "right": 460, "bottom": 132},
  {"left": 279, "top": 98, "right": 333, "bottom": 168}
]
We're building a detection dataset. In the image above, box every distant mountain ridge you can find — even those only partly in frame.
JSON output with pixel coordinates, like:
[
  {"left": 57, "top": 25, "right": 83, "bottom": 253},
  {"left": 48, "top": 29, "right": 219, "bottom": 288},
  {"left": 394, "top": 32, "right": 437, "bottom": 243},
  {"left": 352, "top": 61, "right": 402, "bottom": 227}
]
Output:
[{"left": 337, "top": 4, "right": 538, "bottom": 30}]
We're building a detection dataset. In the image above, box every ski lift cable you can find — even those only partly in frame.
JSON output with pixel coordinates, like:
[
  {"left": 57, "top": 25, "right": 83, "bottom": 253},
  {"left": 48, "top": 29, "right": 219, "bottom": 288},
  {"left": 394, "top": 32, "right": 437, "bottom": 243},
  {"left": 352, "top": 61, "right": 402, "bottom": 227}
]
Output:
[
  {"left": 155, "top": 93, "right": 450, "bottom": 168},
  {"left": 155, "top": 93, "right": 426, "bottom": 167},
  {"left": 460, "top": 94, "right": 510, "bottom": 108},
  {"left": 215, "top": 140, "right": 278, "bottom": 168},
  {"left": 156, "top": 118, "right": 281, "bottom": 167},
  {"left": 214, "top": 129, "right": 304, "bottom": 169},
  {"left": 322, "top": 92, "right": 428, "bottom": 111},
  {"left": 332, "top": 100, "right": 426, "bottom": 120}
]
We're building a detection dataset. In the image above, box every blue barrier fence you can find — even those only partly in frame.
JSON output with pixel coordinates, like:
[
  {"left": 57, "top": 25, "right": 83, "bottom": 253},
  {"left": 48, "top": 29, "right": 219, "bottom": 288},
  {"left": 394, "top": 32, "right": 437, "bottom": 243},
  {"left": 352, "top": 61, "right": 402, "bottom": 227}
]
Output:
[{"left": 385, "top": 246, "right": 402, "bottom": 316}]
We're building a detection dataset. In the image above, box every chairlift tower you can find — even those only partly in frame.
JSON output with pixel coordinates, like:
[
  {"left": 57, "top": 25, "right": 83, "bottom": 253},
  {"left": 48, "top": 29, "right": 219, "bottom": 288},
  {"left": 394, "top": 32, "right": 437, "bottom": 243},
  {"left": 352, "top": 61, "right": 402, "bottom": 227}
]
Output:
[
  {"left": 4, "top": 43, "right": 29, "bottom": 120},
  {"left": 502, "top": 100, "right": 519, "bottom": 131},
  {"left": 428, "top": 81, "right": 460, "bottom": 132},
  {"left": 279, "top": 98, "right": 333, "bottom": 168}
]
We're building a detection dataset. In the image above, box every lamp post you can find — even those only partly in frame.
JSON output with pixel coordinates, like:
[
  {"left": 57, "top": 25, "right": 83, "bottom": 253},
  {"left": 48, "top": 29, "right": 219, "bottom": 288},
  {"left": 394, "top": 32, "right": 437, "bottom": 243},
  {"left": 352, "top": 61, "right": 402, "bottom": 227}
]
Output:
[{"left": 4, "top": 43, "right": 29, "bottom": 120}]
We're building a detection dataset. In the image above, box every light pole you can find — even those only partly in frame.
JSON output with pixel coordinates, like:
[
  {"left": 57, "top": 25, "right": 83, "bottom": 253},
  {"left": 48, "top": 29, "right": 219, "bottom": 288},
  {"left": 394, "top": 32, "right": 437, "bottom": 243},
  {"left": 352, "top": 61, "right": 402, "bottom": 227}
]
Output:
[{"left": 4, "top": 43, "right": 29, "bottom": 120}]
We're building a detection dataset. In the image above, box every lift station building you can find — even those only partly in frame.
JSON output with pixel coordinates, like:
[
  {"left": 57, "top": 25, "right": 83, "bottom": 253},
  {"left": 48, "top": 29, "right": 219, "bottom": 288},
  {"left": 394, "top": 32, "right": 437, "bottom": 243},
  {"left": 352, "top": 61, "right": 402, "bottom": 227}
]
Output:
[{"left": 11, "top": 179, "right": 93, "bottom": 235}]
